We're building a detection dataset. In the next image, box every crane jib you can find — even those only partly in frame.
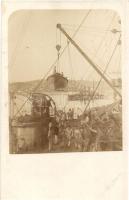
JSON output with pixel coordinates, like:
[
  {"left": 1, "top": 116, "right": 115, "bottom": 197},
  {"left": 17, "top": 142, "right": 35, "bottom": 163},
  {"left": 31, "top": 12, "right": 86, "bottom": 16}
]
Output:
[{"left": 57, "top": 24, "right": 122, "bottom": 99}]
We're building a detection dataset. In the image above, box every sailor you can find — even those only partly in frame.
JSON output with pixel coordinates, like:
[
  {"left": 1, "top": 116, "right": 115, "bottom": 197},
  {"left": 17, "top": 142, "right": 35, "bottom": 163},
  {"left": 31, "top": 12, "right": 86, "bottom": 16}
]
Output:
[
  {"left": 48, "top": 122, "right": 54, "bottom": 152},
  {"left": 65, "top": 125, "right": 73, "bottom": 148},
  {"left": 53, "top": 119, "right": 59, "bottom": 145},
  {"left": 81, "top": 114, "right": 89, "bottom": 126},
  {"left": 86, "top": 124, "right": 98, "bottom": 151},
  {"left": 68, "top": 109, "right": 71, "bottom": 120},
  {"left": 17, "top": 138, "right": 27, "bottom": 153},
  {"left": 81, "top": 126, "right": 90, "bottom": 151},
  {"left": 74, "top": 128, "right": 82, "bottom": 150}
]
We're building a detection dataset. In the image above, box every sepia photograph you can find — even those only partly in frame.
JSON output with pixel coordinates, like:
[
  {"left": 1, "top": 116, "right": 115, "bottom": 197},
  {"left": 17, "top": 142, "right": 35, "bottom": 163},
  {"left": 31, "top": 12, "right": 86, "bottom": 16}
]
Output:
[{"left": 9, "top": 10, "right": 122, "bottom": 154}]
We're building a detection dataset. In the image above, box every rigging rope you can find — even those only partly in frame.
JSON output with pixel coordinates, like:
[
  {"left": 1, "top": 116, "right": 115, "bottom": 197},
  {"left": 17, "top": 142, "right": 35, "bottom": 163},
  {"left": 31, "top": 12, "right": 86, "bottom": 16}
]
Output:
[
  {"left": 63, "top": 12, "right": 117, "bottom": 110},
  {"left": 12, "top": 10, "right": 91, "bottom": 119},
  {"left": 56, "top": 28, "right": 62, "bottom": 73},
  {"left": 83, "top": 32, "right": 121, "bottom": 113},
  {"left": 94, "top": 13, "right": 116, "bottom": 57},
  {"left": 82, "top": 34, "right": 115, "bottom": 83},
  {"left": 114, "top": 44, "right": 121, "bottom": 76},
  {"left": 67, "top": 40, "right": 74, "bottom": 80},
  {"left": 9, "top": 11, "right": 32, "bottom": 70}
]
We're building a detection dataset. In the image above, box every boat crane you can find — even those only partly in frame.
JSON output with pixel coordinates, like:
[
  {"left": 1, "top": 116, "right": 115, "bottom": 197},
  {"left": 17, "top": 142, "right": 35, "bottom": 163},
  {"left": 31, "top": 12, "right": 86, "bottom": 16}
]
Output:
[
  {"left": 47, "top": 37, "right": 68, "bottom": 91},
  {"left": 57, "top": 24, "right": 122, "bottom": 99}
]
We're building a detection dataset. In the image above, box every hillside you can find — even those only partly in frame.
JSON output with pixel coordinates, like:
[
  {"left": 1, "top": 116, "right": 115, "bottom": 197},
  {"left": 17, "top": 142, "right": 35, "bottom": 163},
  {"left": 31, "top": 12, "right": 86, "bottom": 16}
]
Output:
[{"left": 9, "top": 79, "right": 109, "bottom": 94}]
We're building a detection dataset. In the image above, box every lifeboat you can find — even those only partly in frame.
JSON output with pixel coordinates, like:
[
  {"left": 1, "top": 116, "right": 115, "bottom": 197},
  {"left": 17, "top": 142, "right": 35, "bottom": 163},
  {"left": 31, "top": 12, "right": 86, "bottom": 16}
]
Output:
[
  {"left": 47, "top": 69, "right": 68, "bottom": 91},
  {"left": 47, "top": 44, "right": 68, "bottom": 91}
]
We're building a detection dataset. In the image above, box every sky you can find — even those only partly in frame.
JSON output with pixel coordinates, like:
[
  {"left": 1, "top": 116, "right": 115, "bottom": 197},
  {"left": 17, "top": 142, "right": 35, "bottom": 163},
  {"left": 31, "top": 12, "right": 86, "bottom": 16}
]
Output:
[{"left": 8, "top": 9, "right": 121, "bottom": 83}]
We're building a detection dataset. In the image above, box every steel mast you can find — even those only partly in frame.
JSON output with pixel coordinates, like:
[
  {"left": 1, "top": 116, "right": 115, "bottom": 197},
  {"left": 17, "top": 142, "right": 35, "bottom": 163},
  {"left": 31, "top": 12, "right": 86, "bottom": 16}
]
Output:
[{"left": 57, "top": 24, "right": 122, "bottom": 99}]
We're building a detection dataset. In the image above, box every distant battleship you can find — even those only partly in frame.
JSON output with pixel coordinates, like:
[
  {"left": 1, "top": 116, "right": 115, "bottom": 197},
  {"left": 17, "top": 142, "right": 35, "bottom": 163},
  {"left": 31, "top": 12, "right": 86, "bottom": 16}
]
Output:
[{"left": 68, "top": 91, "right": 104, "bottom": 101}]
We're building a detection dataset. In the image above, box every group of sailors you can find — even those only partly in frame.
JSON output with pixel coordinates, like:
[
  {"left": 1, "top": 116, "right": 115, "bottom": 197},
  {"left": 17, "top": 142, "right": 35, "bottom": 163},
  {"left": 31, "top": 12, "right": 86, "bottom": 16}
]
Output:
[
  {"left": 13, "top": 96, "right": 122, "bottom": 153},
  {"left": 47, "top": 105, "right": 121, "bottom": 152}
]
